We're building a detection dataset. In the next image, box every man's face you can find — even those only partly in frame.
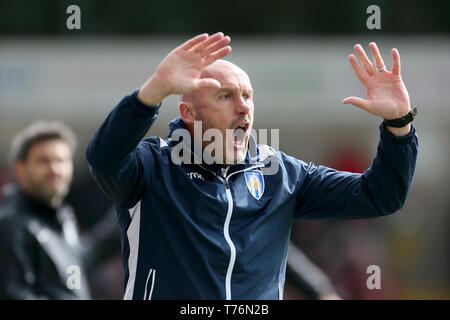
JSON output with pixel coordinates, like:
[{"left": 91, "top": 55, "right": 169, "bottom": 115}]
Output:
[
  {"left": 16, "top": 139, "right": 73, "bottom": 208},
  {"left": 189, "top": 61, "right": 254, "bottom": 165}
]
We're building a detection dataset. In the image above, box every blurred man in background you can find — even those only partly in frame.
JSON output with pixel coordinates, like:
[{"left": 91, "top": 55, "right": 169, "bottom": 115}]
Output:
[
  {"left": 0, "top": 121, "right": 89, "bottom": 299},
  {"left": 0, "top": 121, "right": 119, "bottom": 299}
]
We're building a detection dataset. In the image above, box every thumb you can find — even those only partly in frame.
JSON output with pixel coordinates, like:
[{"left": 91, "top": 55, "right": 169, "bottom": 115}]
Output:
[
  {"left": 194, "top": 78, "right": 222, "bottom": 90},
  {"left": 342, "top": 96, "right": 371, "bottom": 111}
]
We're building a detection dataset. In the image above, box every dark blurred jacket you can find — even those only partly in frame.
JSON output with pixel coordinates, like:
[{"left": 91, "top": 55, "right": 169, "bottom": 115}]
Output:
[
  {"left": 286, "top": 241, "right": 337, "bottom": 299},
  {"left": 0, "top": 185, "right": 120, "bottom": 299}
]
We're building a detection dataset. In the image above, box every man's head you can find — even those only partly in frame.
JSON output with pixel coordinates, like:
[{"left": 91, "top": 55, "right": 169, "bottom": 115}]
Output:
[
  {"left": 179, "top": 59, "right": 254, "bottom": 165},
  {"left": 9, "top": 121, "right": 77, "bottom": 209}
]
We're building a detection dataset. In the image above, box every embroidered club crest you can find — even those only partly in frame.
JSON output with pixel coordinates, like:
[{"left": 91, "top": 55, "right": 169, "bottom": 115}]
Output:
[{"left": 244, "top": 170, "right": 264, "bottom": 200}]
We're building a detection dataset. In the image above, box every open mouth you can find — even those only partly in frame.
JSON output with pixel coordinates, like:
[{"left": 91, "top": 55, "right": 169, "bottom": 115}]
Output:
[{"left": 232, "top": 122, "right": 250, "bottom": 148}]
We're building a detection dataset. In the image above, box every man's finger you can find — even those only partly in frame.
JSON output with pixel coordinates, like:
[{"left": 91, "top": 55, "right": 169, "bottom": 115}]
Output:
[
  {"left": 181, "top": 33, "right": 209, "bottom": 50},
  {"left": 369, "top": 42, "right": 386, "bottom": 71},
  {"left": 202, "top": 36, "right": 231, "bottom": 57},
  {"left": 391, "top": 48, "right": 401, "bottom": 75},
  {"left": 192, "top": 32, "right": 224, "bottom": 53},
  {"left": 204, "top": 46, "right": 232, "bottom": 65},
  {"left": 354, "top": 44, "right": 375, "bottom": 75},
  {"left": 349, "top": 54, "right": 369, "bottom": 83},
  {"left": 342, "top": 96, "right": 371, "bottom": 111},
  {"left": 194, "top": 78, "right": 222, "bottom": 90}
]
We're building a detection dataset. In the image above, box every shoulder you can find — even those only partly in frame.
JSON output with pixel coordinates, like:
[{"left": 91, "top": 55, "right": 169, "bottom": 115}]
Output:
[
  {"left": 257, "top": 144, "right": 277, "bottom": 162},
  {"left": 139, "top": 136, "right": 171, "bottom": 152},
  {"left": 0, "top": 187, "right": 21, "bottom": 220},
  {"left": 0, "top": 202, "right": 25, "bottom": 240},
  {"left": 0, "top": 203, "right": 38, "bottom": 252},
  {"left": 131, "top": 137, "right": 172, "bottom": 164},
  {"left": 257, "top": 144, "right": 309, "bottom": 173}
]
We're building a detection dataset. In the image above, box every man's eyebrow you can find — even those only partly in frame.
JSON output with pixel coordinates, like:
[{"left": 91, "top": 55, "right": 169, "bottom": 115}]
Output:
[
  {"left": 216, "top": 87, "right": 253, "bottom": 94},
  {"left": 217, "top": 86, "right": 237, "bottom": 92}
]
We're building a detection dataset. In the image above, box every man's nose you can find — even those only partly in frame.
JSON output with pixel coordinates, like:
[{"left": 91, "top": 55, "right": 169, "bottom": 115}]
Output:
[
  {"left": 49, "top": 161, "right": 64, "bottom": 175},
  {"left": 235, "top": 97, "right": 251, "bottom": 115}
]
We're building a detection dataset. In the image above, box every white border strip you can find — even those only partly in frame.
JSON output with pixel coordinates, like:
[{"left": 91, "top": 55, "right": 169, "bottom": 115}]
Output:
[{"left": 143, "top": 269, "right": 156, "bottom": 300}]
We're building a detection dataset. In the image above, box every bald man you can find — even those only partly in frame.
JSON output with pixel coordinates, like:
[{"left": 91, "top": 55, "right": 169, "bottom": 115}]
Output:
[{"left": 86, "top": 33, "right": 418, "bottom": 300}]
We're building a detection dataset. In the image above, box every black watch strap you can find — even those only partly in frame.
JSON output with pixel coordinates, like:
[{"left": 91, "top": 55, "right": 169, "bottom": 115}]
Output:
[{"left": 383, "top": 106, "right": 417, "bottom": 128}]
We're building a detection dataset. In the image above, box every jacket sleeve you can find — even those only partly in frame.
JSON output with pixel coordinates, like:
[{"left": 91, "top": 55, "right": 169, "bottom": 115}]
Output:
[
  {"left": 292, "top": 123, "right": 418, "bottom": 220},
  {"left": 86, "top": 90, "right": 161, "bottom": 208},
  {"left": 0, "top": 216, "right": 46, "bottom": 299}
]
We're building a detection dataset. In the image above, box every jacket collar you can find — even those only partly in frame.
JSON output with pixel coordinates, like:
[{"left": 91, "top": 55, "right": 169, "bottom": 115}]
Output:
[{"left": 2, "top": 184, "right": 65, "bottom": 231}]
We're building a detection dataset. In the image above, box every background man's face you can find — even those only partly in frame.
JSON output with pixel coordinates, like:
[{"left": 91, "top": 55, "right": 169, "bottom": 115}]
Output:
[
  {"left": 16, "top": 139, "right": 73, "bottom": 207},
  {"left": 193, "top": 61, "right": 254, "bottom": 164}
]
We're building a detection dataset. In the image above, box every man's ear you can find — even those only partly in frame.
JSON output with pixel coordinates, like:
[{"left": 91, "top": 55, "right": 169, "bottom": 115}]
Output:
[{"left": 179, "top": 101, "right": 196, "bottom": 125}]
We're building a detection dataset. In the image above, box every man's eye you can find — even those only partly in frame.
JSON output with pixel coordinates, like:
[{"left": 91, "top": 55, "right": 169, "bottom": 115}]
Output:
[
  {"left": 243, "top": 94, "right": 250, "bottom": 100},
  {"left": 37, "top": 158, "right": 49, "bottom": 164},
  {"left": 221, "top": 94, "right": 230, "bottom": 100}
]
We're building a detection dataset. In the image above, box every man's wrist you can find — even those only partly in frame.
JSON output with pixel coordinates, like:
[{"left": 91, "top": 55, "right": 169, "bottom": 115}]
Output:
[
  {"left": 383, "top": 106, "right": 417, "bottom": 129},
  {"left": 137, "top": 75, "right": 170, "bottom": 106},
  {"left": 385, "top": 123, "right": 411, "bottom": 137}
]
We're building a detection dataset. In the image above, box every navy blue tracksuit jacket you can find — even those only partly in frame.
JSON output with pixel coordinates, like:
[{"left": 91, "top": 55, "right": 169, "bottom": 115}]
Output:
[{"left": 86, "top": 90, "right": 418, "bottom": 300}]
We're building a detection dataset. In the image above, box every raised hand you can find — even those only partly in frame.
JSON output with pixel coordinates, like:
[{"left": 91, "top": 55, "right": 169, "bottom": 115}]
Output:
[
  {"left": 343, "top": 43, "right": 412, "bottom": 130},
  {"left": 138, "top": 32, "right": 232, "bottom": 106}
]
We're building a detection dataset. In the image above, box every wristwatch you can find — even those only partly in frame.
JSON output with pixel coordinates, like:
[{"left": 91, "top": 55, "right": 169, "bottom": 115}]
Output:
[{"left": 383, "top": 106, "right": 417, "bottom": 128}]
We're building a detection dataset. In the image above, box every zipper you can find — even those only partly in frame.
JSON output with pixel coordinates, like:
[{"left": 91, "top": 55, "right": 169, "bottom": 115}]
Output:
[
  {"left": 199, "top": 163, "right": 264, "bottom": 300},
  {"left": 223, "top": 186, "right": 235, "bottom": 300},
  {"left": 221, "top": 166, "right": 231, "bottom": 189}
]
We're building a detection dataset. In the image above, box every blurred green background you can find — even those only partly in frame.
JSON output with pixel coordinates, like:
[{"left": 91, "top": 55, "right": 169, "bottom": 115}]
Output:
[{"left": 0, "top": 0, "right": 449, "bottom": 35}]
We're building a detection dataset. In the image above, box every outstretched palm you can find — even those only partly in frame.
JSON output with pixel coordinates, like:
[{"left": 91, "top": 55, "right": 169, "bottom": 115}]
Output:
[
  {"left": 343, "top": 42, "right": 411, "bottom": 120},
  {"left": 154, "top": 32, "right": 232, "bottom": 95},
  {"left": 138, "top": 32, "right": 231, "bottom": 106}
]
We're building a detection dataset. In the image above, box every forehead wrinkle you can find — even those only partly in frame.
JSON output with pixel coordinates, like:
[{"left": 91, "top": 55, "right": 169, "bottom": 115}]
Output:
[{"left": 180, "top": 61, "right": 252, "bottom": 103}]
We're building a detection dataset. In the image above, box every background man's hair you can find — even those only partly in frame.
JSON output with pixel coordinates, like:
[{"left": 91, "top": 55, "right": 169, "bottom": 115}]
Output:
[{"left": 8, "top": 120, "right": 77, "bottom": 165}]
